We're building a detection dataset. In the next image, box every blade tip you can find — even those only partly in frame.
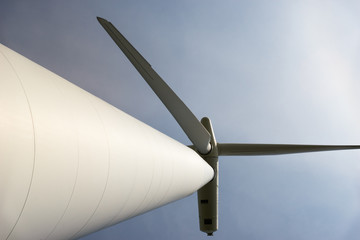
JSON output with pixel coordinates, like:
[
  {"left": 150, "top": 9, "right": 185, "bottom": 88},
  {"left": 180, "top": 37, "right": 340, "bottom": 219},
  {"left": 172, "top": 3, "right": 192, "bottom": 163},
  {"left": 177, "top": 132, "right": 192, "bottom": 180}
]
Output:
[{"left": 96, "top": 16, "right": 108, "bottom": 24}]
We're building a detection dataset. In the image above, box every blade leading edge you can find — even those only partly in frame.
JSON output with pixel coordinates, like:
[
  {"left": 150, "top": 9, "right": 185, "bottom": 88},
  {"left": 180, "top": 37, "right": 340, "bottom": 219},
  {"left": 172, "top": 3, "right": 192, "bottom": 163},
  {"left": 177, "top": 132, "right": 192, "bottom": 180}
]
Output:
[
  {"left": 217, "top": 143, "right": 360, "bottom": 156},
  {"left": 97, "top": 17, "right": 211, "bottom": 154}
]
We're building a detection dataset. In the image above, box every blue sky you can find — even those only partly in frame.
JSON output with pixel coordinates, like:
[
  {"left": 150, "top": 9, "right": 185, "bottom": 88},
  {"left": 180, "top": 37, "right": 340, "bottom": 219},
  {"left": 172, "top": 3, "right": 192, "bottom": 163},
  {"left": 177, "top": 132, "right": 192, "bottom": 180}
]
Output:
[{"left": 1, "top": 0, "right": 360, "bottom": 239}]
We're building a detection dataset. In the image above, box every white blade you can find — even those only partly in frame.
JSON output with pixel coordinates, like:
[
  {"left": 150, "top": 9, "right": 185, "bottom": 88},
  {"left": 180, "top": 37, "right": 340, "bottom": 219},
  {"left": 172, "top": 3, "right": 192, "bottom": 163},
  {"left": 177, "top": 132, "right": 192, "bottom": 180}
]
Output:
[{"left": 97, "top": 17, "right": 211, "bottom": 154}]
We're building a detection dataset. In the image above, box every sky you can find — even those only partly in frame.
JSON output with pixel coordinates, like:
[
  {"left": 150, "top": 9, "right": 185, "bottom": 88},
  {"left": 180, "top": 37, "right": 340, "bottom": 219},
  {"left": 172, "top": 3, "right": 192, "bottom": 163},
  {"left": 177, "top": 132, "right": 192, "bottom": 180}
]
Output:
[{"left": 1, "top": 0, "right": 360, "bottom": 239}]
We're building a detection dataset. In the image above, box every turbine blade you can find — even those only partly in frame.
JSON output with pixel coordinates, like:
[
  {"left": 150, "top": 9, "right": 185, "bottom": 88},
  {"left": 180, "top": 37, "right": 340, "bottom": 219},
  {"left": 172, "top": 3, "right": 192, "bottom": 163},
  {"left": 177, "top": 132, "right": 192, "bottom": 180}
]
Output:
[
  {"left": 97, "top": 17, "right": 211, "bottom": 154},
  {"left": 217, "top": 143, "right": 360, "bottom": 156}
]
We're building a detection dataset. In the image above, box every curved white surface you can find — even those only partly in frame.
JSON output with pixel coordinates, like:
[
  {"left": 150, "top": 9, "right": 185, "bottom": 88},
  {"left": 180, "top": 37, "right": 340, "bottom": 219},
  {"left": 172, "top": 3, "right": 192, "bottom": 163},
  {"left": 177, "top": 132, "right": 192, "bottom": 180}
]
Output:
[
  {"left": 0, "top": 44, "right": 214, "bottom": 240},
  {"left": 0, "top": 48, "right": 34, "bottom": 240}
]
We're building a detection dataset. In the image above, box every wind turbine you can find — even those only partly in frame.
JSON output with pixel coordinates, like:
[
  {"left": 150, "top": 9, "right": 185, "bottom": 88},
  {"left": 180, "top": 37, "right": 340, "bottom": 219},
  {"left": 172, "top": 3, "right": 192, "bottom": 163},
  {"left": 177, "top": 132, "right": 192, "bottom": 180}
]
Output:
[
  {"left": 97, "top": 17, "right": 360, "bottom": 236},
  {"left": 1, "top": 16, "right": 359, "bottom": 239}
]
